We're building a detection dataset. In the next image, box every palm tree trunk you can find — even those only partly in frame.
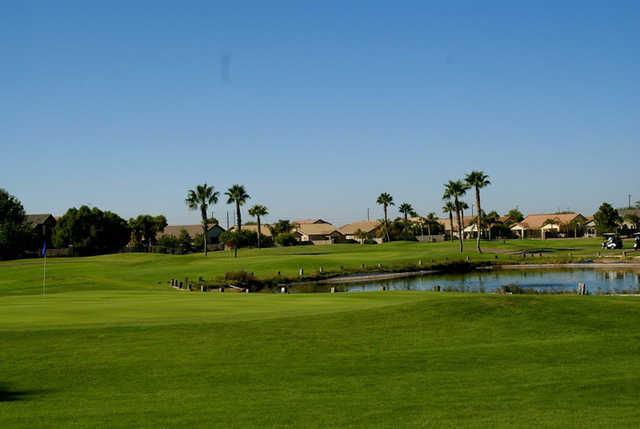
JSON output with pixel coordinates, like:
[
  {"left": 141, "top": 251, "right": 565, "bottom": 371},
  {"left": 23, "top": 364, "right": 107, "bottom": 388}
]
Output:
[
  {"left": 475, "top": 186, "right": 482, "bottom": 253},
  {"left": 384, "top": 206, "right": 390, "bottom": 242},
  {"left": 234, "top": 202, "right": 241, "bottom": 258},
  {"left": 448, "top": 212, "right": 454, "bottom": 242},
  {"left": 257, "top": 216, "right": 261, "bottom": 249},
  {"left": 201, "top": 207, "right": 208, "bottom": 256},
  {"left": 455, "top": 198, "right": 464, "bottom": 252}
]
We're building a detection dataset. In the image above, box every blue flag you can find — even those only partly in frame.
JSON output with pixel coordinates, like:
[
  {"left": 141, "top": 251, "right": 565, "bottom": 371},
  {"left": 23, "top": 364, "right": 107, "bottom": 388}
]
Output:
[{"left": 41, "top": 241, "right": 47, "bottom": 257}]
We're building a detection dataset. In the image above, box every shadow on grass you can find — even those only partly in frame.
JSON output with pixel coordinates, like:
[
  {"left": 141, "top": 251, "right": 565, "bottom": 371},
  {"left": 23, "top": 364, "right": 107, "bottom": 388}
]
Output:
[{"left": 0, "top": 383, "right": 50, "bottom": 402}]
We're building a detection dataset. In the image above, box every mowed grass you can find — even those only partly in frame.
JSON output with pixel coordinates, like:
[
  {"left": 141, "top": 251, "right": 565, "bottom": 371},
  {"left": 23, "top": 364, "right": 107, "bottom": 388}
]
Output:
[{"left": 2, "top": 239, "right": 640, "bottom": 428}]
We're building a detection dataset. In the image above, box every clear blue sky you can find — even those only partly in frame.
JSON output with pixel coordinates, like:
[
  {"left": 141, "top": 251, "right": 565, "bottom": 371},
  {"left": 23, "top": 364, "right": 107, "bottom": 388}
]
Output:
[{"left": 2, "top": 1, "right": 638, "bottom": 226}]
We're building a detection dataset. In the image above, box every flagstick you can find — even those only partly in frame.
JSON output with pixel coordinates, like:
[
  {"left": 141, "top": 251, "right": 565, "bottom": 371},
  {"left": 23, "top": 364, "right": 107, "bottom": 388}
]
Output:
[{"left": 42, "top": 252, "right": 47, "bottom": 296}]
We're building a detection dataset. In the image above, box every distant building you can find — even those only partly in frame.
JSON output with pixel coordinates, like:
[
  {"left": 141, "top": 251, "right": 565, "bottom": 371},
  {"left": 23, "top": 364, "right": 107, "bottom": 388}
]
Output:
[
  {"left": 229, "top": 224, "right": 272, "bottom": 237},
  {"left": 338, "top": 220, "right": 383, "bottom": 243},
  {"left": 439, "top": 216, "right": 475, "bottom": 238},
  {"left": 292, "top": 219, "right": 332, "bottom": 226},
  {"left": 157, "top": 224, "right": 226, "bottom": 244},
  {"left": 295, "top": 223, "right": 343, "bottom": 245},
  {"left": 25, "top": 214, "right": 57, "bottom": 247},
  {"left": 511, "top": 213, "right": 586, "bottom": 239}
]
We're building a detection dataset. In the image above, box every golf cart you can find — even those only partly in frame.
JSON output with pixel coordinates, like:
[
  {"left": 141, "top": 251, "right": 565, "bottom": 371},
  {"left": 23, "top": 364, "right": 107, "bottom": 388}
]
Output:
[
  {"left": 634, "top": 233, "right": 640, "bottom": 251},
  {"left": 602, "top": 233, "right": 623, "bottom": 250}
]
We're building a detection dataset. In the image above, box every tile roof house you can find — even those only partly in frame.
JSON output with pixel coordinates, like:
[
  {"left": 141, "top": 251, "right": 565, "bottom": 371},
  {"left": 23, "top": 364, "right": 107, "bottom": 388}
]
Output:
[
  {"left": 338, "top": 220, "right": 383, "bottom": 243},
  {"left": 511, "top": 213, "right": 586, "bottom": 239},
  {"left": 295, "top": 223, "right": 343, "bottom": 245},
  {"left": 229, "top": 224, "right": 272, "bottom": 237},
  {"left": 292, "top": 218, "right": 332, "bottom": 226},
  {"left": 157, "top": 224, "right": 226, "bottom": 244}
]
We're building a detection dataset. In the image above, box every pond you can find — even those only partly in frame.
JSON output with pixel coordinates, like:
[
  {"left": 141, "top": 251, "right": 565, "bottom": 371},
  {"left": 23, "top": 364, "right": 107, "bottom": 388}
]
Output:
[{"left": 289, "top": 267, "right": 640, "bottom": 294}]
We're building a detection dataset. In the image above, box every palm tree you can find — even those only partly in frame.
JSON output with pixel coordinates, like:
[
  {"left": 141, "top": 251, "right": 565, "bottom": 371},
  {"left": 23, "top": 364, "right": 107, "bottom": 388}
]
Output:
[
  {"left": 185, "top": 183, "right": 219, "bottom": 255},
  {"left": 398, "top": 202, "right": 415, "bottom": 226},
  {"left": 248, "top": 204, "right": 268, "bottom": 249},
  {"left": 376, "top": 192, "right": 394, "bottom": 242},
  {"left": 442, "top": 202, "right": 456, "bottom": 242},
  {"left": 443, "top": 180, "right": 470, "bottom": 252},
  {"left": 465, "top": 171, "right": 491, "bottom": 253},
  {"left": 225, "top": 185, "right": 250, "bottom": 257},
  {"left": 354, "top": 229, "right": 368, "bottom": 244},
  {"left": 424, "top": 212, "right": 439, "bottom": 236}
]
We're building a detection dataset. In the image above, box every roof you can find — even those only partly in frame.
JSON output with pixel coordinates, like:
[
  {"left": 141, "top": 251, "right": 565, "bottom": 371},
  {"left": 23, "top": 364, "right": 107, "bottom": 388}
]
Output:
[
  {"left": 158, "top": 224, "right": 224, "bottom": 238},
  {"left": 513, "top": 213, "right": 584, "bottom": 230},
  {"left": 229, "top": 224, "right": 272, "bottom": 237},
  {"left": 438, "top": 216, "right": 475, "bottom": 231},
  {"left": 296, "top": 223, "right": 339, "bottom": 236},
  {"left": 338, "top": 220, "right": 382, "bottom": 235},
  {"left": 292, "top": 218, "right": 332, "bottom": 225},
  {"left": 25, "top": 214, "right": 56, "bottom": 227}
]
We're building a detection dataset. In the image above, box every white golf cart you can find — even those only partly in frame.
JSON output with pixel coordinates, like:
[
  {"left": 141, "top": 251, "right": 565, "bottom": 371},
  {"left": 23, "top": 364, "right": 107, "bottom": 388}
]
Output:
[
  {"left": 633, "top": 233, "right": 640, "bottom": 251},
  {"left": 601, "top": 233, "right": 623, "bottom": 250}
]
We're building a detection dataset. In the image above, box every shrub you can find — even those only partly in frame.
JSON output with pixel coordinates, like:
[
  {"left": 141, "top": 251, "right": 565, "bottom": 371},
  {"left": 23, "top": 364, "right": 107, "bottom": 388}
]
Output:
[{"left": 275, "top": 232, "right": 298, "bottom": 247}]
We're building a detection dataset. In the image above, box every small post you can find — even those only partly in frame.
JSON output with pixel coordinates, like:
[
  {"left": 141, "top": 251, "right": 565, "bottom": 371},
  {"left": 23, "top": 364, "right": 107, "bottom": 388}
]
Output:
[
  {"left": 418, "top": 259, "right": 422, "bottom": 266},
  {"left": 281, "top": 286, "right": 288, "bottom": 294},
  {"left": 299, "top": 268, "right": 304, "bottom": 277},
  {"left": 319, "top": 266, "right": 324, "bottom": 274},
  {"left": 377, "top": 263, "right": 382, "bottom": 268},
  {"left": 330, "top": 287, "right": 336, "bottom": 293}
]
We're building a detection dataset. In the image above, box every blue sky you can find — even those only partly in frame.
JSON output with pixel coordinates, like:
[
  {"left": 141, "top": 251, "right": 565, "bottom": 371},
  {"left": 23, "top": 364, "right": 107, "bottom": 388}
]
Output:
[{"left": 2, "top": 1, "right": 639, "bottom": 225}]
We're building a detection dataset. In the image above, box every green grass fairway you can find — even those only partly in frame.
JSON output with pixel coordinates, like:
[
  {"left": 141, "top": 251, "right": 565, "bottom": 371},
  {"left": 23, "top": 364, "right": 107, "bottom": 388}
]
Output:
[{"left": 2, "top": 240, "right": 640, "bottom": 427}]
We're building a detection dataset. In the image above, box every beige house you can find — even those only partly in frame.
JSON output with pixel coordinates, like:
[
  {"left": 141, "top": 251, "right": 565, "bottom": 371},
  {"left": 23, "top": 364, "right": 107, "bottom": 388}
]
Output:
[
  {"left": 292, "top": 218, "right": 332, "bottom": 226},
  {"left": 511, "top": 213, "right": 587, "bottom": 239},
  {"left": 229, "top": 224, "right": 272, "bottom": 237},
  {"left": 295, "top": 223, "right": 343, "bottom": 245},
  {"left": 338, "top": 220, "right": 384, "bottom": 243},
  {"left": 157, "top": 224, "right": 226, "bottom": 244},
  {"left": 439, "top": 216, "right": 475, "bottom": 238}
]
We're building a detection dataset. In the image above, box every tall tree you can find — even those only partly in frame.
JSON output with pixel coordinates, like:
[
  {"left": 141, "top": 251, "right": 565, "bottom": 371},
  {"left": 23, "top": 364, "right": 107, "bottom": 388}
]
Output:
[
  {"left": 185, "top": 183, "right": 219, "bottom": 255},
  {"left": 225, "top": 185, "right": 250, "bottom": 257},
  {"left": 593, "top": 202, "right": 622, "bottom": 234},
  {"left": 465, "top": 171, "right": 491, "bottom": 253},
  {"left": 0, "top": 188, "right": 30, "bottom": 260},
  {"left": 443, "top": 180, "right": 470, "bottom": 252},
  {"left": 248, "top": 204, "right": 268, "bottom": 249},
  {"left": 128, "top": 214, "right": 167, "bottom": 251},
  {"left": 442, "top": 202, "right": 456, "bottom": 242},
  {"left": 505, "top": 208, "right": 524, "bottom": 225},
  {"left": 376, "top": 193, "right": 394, "bottom": 242},
  {"left": 398, "top": 202, "right": 415, "bottom": 226}
]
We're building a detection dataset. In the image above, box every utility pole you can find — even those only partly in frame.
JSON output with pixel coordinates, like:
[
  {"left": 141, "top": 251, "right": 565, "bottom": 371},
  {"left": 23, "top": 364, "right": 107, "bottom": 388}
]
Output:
[
  {"left": 367, "top": 208, "right": 370, "bottom": 221},
  {"left": 629, "top": 194, "right": 632, "bottom": 209},
  {"left": 226, "top": 211, "right": 229, "bottom": 229}
]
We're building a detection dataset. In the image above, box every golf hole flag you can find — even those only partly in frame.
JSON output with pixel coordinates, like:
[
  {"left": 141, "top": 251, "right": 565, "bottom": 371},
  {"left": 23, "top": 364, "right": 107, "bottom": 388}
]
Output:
[{"left": 41, "top": 240, "right": 47, "bottom": 257}]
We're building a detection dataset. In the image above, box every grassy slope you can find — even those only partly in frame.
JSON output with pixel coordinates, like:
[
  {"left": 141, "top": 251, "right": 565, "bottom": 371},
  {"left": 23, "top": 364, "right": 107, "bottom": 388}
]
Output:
[{"left": 2, "top": 239, "right": 640, "bottom": 428}]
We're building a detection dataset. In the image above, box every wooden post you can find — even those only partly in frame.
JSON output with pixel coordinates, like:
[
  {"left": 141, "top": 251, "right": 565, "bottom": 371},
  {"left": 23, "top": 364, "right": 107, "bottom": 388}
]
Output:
[
  {"left": 330, "top": 287, "right": 336, "bottom": 293},
  {"left": 319, "top": 266, "right": 324, "bottom": 274},
  {"left": 299, "top": 268, "right": 304, "bottom": 277}
]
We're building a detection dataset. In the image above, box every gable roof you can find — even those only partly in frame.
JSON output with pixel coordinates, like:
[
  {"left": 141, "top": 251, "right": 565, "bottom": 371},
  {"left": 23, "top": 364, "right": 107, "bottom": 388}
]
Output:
[
  {"left": 438, "top": 216, "right": 475, "bottom": 231},
  {"left": 229, "top": 224, "right": 272, "bottom": 237},
  {"left": 296, "top": 223, "right": 339, "bottom": 236},
  {"left": 338, "top": 220, "right": 382, "bottom": 235},
  {"left": 25, "top": 214, "right": 56, "bottom": 227},
  {"left": 513, "top": 213, "right": 584, "bottom": 230},
  {"left": 292, "top": 218, "right": 332, "bottom": 225},
  {"left": 158, "top": 224, "right": 224, "bottom": 239}
]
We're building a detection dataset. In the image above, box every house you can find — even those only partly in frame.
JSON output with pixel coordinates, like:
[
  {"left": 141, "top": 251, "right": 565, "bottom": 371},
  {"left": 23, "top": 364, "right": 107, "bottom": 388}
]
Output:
[
  {"left": 25, "top": 213, "right": 57, "bottom": 247},
  {"left": 462, "top": 215, "right": 510, "bottom": 239},
  {"left": 338, "top": 220, "right": 384, "bottom": 243},
  {"left": 584, "top": 216, "right": 597, "bottom": 237},
  {"left": 157, "top": 224, "right": 226, "bottom": 244},
  {"left": 228, "top": 224, "right": 272, "bottom": 237},
  {"left": 292, "top": 218, "right": 332, "bottom": 226},
  {"left": 295, "top": 223, "right": 343, "bottom": 245},
  {"left": 439, "top": 216, "right": 475, "bottom": 238},
  {"left": 511, "top": 213, "right": 587, "bottom": 239}
]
